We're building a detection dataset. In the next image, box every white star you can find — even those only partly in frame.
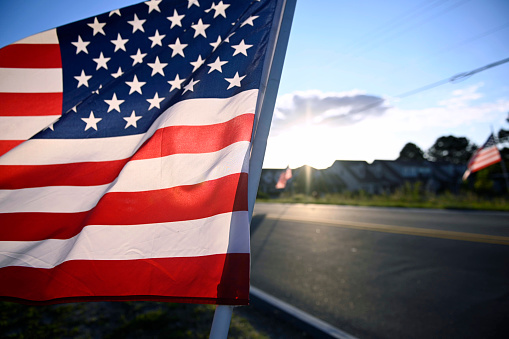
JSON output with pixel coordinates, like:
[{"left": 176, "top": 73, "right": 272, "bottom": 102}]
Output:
[
  {"left": 213, "top": 1, "right": 230, "bottom": 18},
  {"left": 93, "top": 52, "right": 110, "bottom": 70},
  {"left": 148, "top": 30, "right": 165, "bottom": 47},
  {"left": 128, "top": 14, "right": 146, "bottom": 33},
  {"left": 183, "top": 78, "right": 200, "bottom": 94},
  {"left": 104, "top": 93, "right": 125, "bottom": 113},
  {"left": 207, "top": 57, "right": 228, "bottom": 73},
  {"left": 168, "top": 74, "right": 185, "bottom": 92},
  {"left": 241, "top": 15, "right": 258, "bottom": 27},
  {"left": 92, "top": 84, "right": 102, "bottom": 95},
  {"left": 148, "top": 56, "right": 167, "bottom": 76},
  {"left": 232, "top": 39, "right": 252, "bottom": 56},
  {"left": 109, "top": 9, "right": 121, "bottom": 16},
  {"left": 74, "top": 70, "right": 92, "bottom": 88},
  {"left": 71, "top": 36, "right": 90, "bottom": 54},
  {"left": 145, "top": 0, "right": 161, "bottom": 13},
  {"left": 111, "top": 33, "right": 128, "bottom": 52},
  {"left": 188, "top": 0, "right": 200, "bottom": 8},
  {"left": 125, "top": 75, "right": 146, "bottom": 94},
  {"left": 87, "top": 17, "right": 106, "bottom": 36},
  {"left": 191, "top": 19, "right": 210, "bottom": 38},
  {"left": 205, "top": 2, "right": 216, "bottom": 13},
  {"left": 210, "top": 36, "right": 222, "bottom": 51},
  {"left": 111, "top": 67, "right": 124, "bottom": 78},
  {"left": 225, "top": 32, "right": 235, "bottom": 43},
  {"left": 190, "top": 55, "right": 205, "bottom": 72},
  {"left": 124, "top": 111, "right": 142, "bottom": 129},
  {"left": 147, "top": 92, "right": 165, "bottom": 110},
  {"left": 225, "top": 72, "right": 245, "bottom": 90},
  {"left": 81, "top": 111, "right": 102, "bottom": 131},
  {"left": 71, "top": 105, "right": 78, "bottom": 113},
  {"left": 169, "top": 38, "right": 188, "bottom": 57},
  {"left": 130, "top": 49, "right": 147, "bottom": 66},
  {"left": 167, "top": 9, "right": 184, "bottom": 28}
]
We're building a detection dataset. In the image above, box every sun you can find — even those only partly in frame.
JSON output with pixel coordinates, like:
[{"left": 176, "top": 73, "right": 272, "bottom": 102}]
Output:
[{"left": 264, "top": 125, "right": 338, "bottom": 169}]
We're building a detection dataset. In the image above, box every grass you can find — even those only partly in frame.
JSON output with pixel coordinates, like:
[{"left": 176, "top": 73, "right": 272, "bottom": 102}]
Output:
[
  {"left": 257, "top": 188, "right": 509, "bottom": 212},
  {"left": 0, "top": 301, "right": 277, "bottom": 339}
]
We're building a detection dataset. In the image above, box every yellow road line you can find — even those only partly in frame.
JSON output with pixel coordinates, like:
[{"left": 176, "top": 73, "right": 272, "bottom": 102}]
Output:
[{"left": 262, "top": 214, "right": 509, "bottom": 246}]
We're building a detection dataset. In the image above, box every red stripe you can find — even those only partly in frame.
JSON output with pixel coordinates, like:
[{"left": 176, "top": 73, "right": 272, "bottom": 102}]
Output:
[
  {"left": 0, "top": 93, "right": 63, "bottom": 117},
  {"left": 133, "top": 113, "right": 254, "bottom": 160},
  {"left": 0, "top": 114, "right": 253, "bottom": 189},
  {"left": 0, "top": 140, "right": 24, "bottom": 156},
  {"left": 0, "top": 44, "right": 62, "bottom": 68},
  {"left": 0, "top": 253, "right": 250, "bottom": 305},
  {"left": 0, "top": 173, "right": 248, "bottom": 241},
  {"left": 0, "top": 159, "right": 129, "bottom": 189}
]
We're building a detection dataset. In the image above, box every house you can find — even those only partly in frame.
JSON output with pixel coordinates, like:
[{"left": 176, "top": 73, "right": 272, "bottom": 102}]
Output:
[{"left": 259, "top": 159, "right": 466, "bottom": 195}]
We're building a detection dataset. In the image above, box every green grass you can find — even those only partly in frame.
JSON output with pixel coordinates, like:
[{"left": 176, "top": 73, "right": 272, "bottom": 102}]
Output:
[
  {"left": 257, "top": 190, "right": 509, "bottom": 211},
  {"left": 0, "top": 301, "right": 270, "bottom": 339}
]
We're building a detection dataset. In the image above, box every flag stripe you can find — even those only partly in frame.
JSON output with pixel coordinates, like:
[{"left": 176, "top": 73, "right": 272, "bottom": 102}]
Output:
[
  {"left": 0, "top": 253, "right": 250, "bottom": 304},
  {"left": 0, "top": 211, "right": 249, "bottom": 268},
  {"left": 0, "top": 90, "right": 257, "bottom": 166},
  {"left": 0, "top": 173, "right": 248, "bottom": 240},
  {"left": 0, "top": 44, "right": 62, "bottom": 68},
  {"left": 0, "top": 68, "right": 63, "bottom": 92},
  {"left": 0, "top": 165, "right": 248, "bottom": 213},
  {"left": 13, "top": 29, "right": 59, "bottom": 44},
  {"left": 0, "top": 140, "right": 24, "bottom": 157},
  {"left": 0, "top": 115, "right": 254, "bottom": 189},
  {"left": 0, "top": 116, "right": 59, "bottom": 140},
  {"left": 0, "top": 93, "right": 62, "bottom": 117}
]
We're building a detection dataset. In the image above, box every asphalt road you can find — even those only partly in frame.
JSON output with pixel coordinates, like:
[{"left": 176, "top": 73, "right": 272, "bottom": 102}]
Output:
[{"left": 250, "top": 203, "right": 509, "bottom": 339}]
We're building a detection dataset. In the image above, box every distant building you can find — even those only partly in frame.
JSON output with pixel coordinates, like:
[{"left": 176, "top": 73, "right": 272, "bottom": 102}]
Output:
[{"left": 259, "top": 159, "right": 466, "bottom": 195}]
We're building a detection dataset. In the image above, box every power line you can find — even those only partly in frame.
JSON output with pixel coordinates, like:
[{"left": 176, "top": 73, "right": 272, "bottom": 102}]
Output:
[
  {"left": 396, "top": 56, "right": 509, "bottom": 98},
  {"left": 342, "top": 0, "right": 446, "bottom": 52},
  {"left": 349, "top": 56, "right": 509, "bottom": 114},
  {"left": 350, "top": 0, "right": 471, "bottom": 57}
]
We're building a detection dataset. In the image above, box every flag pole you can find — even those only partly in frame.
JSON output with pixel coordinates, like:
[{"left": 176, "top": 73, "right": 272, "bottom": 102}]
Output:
[
  {"left": 492, "top": 129, "right": 509, "bottom": 193},
  {"left": 209, "top": 0, "right": 297, "bottom": 338}
]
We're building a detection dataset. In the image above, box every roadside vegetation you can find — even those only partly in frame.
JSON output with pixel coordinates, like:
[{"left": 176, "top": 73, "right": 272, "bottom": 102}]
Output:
[
  {"left": 257, "top": 182, "right": 509, "bottom": 211},
  {"left": 0, "top": 301, "right": 294, "bottom": 339}
]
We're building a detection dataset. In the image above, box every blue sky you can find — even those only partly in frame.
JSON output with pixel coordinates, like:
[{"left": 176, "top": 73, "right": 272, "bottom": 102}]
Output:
[{"left": 1, "top": 0, "right": 508, "bottom": 168}]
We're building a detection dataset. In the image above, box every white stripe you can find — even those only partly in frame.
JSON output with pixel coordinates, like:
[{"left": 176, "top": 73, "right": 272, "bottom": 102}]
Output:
[
  {"left": 0, "top": 142, "right": 250, "bottom": 213},
  {"left": 0, "top": 185, "right": 109, "bottom": 213},
  {"left": 110, "top": 141, "right": 250, "bottom": 192},
  {"left": 13, "top": 29, "right": 59, "bottom": 44},
  {"left": 0, "top": 116, "right": 60, "bottom": 140},
  {"left": 0, "top": 211, "right": 250, "bottom": 269},
  {"left": 0, "top": 68, "right": 62, "bottom": 93},
  {"left": 0, "top": 89, "right": 257, "bottom": 165}
]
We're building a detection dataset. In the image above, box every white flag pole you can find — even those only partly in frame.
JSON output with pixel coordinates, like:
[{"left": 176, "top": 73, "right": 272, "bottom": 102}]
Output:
[{"left": 209, "top": 0, "right": 297, "bottom": 338}]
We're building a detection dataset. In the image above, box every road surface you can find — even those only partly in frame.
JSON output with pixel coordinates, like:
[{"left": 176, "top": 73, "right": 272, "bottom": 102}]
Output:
[{"left": 250, "top": 203, "right": 509, "bottom": 339}]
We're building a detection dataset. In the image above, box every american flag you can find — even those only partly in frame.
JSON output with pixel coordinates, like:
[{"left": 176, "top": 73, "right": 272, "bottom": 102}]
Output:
[
  {"left": 275, "top": 166, "right": 292, "bottom": 189},
  {"left": 0, "top": 0, "right": 282, "bottom": 305},
  {"left": 462, "top": 134, "right": 502, "bottom": 180}
]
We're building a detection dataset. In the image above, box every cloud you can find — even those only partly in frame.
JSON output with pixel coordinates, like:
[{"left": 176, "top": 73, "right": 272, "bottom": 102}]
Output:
[{"left": 271, "top": 90, "right": 389, "bottom": 134}]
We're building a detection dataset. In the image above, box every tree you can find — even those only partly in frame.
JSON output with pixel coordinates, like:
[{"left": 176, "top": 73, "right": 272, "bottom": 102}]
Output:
[
  {"left": 426, "top": 135, "right": 477, "bottom": 164},
  {"left": 397, "top": 142, "right": 425, "bottom": 161},
  {"left": 498, "top": 129, "right": 509, "bottom": 144}
]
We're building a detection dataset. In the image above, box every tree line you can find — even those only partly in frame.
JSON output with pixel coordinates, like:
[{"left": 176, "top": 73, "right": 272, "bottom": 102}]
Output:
[{"left": 397, "top": 128, "right": 509, "bottom": 165}]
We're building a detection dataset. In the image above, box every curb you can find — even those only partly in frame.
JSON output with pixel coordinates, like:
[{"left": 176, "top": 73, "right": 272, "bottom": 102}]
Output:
[{"left": 249, "top": 286, "right": 358, "bottom": 339}]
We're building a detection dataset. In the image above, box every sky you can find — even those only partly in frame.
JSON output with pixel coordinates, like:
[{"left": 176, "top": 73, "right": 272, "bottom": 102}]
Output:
[{"left": 1, "top": 0, "right": 508, "bottom": 169}]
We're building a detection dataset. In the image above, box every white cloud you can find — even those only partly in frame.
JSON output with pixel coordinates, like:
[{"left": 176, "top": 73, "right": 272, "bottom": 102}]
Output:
[{"left": 270, "top": 89, "right": 389, "bottom": 135}]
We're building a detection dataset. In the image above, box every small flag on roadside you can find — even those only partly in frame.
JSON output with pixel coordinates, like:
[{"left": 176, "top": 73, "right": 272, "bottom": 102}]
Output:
[
  {"left": 276, "top": 166, "right": 292, "bottom": 189},
  {"left": 462, "top": 134, "right": 502, "bottom": 180},
  {"left": 0, "top": 0, "right": 289, "bottom": 306}
]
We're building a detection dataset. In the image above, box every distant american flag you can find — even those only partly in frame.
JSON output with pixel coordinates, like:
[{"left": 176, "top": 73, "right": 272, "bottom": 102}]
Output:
[
  {"left": 462, "top": 134, "right": 502, "bottom": 180},
  {"left": 0, "top": 0, "right": 281, "bottom": 305}
]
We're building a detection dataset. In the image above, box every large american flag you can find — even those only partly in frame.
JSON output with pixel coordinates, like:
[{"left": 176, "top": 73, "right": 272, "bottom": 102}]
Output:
[
  {"left": 0, "top": 0, "right": 281, "bottom": 305},
  {"left": 462, "top": 134, "right": 502, "bottom": 180}
]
